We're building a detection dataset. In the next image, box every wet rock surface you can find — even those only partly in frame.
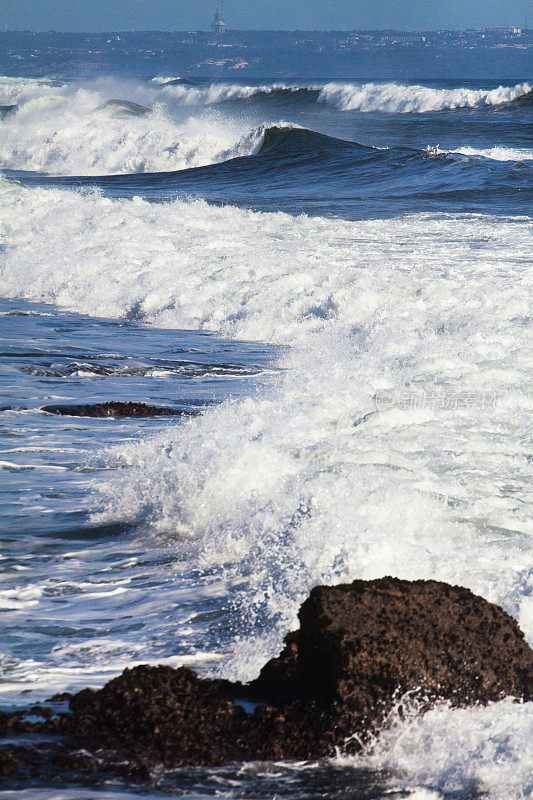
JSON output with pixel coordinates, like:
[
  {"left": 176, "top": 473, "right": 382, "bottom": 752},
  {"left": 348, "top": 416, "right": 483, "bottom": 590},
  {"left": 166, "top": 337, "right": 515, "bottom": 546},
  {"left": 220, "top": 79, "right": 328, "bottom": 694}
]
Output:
[
  {"left": 41, "top": 400, "right": 202, "bottom": 418},
  {"left": 69, "top": 665, "right": 301, "bottom": 766},
  {"left": 271, "top": 578, "right": 532, "bottom": 734},
  {"left": 1, "top": 578, "right": 531, "bottom": 780},
  {"left": 0, "top": 740, "right": 150, "bottom": 784}
]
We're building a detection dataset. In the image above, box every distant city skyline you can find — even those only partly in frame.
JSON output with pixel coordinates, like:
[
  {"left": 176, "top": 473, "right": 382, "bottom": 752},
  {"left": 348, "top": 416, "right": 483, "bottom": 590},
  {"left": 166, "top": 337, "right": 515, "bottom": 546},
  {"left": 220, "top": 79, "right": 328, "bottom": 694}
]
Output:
[{"left": 0, "top": 0, "right": 530, "bottom": 33}]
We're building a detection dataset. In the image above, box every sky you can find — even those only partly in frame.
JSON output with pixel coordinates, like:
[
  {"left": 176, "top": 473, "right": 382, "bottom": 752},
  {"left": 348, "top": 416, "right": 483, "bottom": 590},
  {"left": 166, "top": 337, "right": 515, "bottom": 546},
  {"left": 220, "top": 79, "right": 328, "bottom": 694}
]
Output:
[{"left": 0, "top": 0, "right": 530, "bottom": 33}]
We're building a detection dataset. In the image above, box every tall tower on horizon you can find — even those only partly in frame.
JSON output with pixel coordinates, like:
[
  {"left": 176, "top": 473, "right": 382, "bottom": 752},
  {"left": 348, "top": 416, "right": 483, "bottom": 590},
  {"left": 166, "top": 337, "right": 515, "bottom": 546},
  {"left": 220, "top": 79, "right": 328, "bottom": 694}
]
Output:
[{"left": 211, "top": 2, "right": 226, "bottom": 36}]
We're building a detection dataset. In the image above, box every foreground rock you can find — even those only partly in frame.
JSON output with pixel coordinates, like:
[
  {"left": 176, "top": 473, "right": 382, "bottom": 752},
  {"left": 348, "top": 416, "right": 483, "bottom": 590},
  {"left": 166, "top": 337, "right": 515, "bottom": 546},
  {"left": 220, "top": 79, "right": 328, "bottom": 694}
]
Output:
[
  {"left": 252, "top": 577, "right": 533, "bottom": 746},
  {"left": 41, "top": 401, "right": 201, "bottom": 418},
  {"left": 68, "top": 578, "right": 532, "bottom": 766},
  {"left": 1, "top": 578, "right": 532, "bottom": 775}
]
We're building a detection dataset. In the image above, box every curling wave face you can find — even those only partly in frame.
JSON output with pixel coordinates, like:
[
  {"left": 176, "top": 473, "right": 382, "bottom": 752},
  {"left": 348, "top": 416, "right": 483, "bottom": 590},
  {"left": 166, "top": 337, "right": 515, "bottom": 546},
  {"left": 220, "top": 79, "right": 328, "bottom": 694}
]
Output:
[
  {"left": 318, "top": 80, "right": 532, "bottom": 112},
  {"left": 155, "top": 77, "right": 532, "bottom": 113},
  {"left": 1, "top": 75, "right": 531, "bottom": 178},
  {"left": 6, "top": 126, "right": 532, "bottom": 222}
]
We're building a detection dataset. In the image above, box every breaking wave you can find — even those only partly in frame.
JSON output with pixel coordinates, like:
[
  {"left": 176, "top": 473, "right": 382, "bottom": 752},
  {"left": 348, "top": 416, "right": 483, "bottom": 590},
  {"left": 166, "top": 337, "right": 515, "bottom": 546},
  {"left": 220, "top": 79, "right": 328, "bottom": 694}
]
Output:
[
  {"left": 1, "top": 73, "right": 531, "bottom": 179},
  {"left": 318, "top": 81, "right": 532, "bottom": 112},
  {"left": 1, "top": 69, "right": 532, "bottom": 790},
  {"left": 446, "top": 145, "right": 533, "bottom": 161},
  {"left": 1, "top": 180, "right": 531, "bottom": 676},
  {"left": 0, "top": 76, "right": 288, "bottom": 175},
  {"left": 157, "top": 78, "right": 532, "bottom": 113},
  {"left": 339, "top": 697, "right": 533, "bottom": 800},
  {"left": 160, "top": 81, "right": 313, "bottom": 105}
]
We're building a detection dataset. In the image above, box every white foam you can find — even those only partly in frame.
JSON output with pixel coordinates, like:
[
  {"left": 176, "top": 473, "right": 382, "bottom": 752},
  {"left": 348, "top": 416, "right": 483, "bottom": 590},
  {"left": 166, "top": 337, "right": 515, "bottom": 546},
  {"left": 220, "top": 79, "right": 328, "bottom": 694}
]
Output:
[
  {"left": 152, "top": 75, "right": 181, "bottom": 84},
  {"left": 447, "top": 145, "right": 533, "bottom": 161},
  {"left": 0, "top": 75, "right": 62, "bottom": 107},
  {"left": 1, "top": 181, "right": 530, "bottom": 347},
  {"left": 1, "top": 174, "right": 531, "bottom": 797},
  {"left": 0, "top": 585, "right": 42, "bottom": 610},
  {"left": 0, "top": 459, "right": 35, "bottom": 471},
  {"left": 0, "top": 645, "right": 222, "bottom": 703},
  {"left": 2, "top": 75, "right": 529, "bottom": 176},
  {"left": 337, "top": 697, "right": 533, "bottom": 800},
  {"left": 3, "top": 181, "right": 529, "bottom": 667},
  {"left": 0, "top": 76, "right": 276, "bottom": 175},
  {"left": 160, "top": 81, "right": 297, "bottom": 105},
  {"left": 156, "top": 78, "right": 532, "bottom": 114},
  {"left": 319, "top": 81, "right": 532, "bottom": 113}
]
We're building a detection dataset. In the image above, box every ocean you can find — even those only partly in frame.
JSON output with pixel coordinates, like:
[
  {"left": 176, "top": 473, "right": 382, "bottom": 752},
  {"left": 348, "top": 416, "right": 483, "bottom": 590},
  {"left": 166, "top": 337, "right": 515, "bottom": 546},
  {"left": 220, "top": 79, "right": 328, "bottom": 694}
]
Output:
[{"left": 0, "top": 68, "right": 532, "bottom": 799}]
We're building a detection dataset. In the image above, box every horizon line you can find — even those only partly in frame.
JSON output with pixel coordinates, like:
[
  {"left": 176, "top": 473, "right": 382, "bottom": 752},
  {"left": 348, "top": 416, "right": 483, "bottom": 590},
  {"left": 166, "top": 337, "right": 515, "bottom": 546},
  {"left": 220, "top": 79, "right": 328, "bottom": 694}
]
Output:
[{"left": 1, "top": 25, "right": 529, "bottom": 34}]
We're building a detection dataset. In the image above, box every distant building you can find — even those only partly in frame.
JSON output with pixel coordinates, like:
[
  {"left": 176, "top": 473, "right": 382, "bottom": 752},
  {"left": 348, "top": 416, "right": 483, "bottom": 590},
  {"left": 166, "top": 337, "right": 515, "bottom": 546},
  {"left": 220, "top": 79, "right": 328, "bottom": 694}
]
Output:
[
  {"left": 380, "top": 34, "right": 426, "bottom": 44},
  {"left": 211, "top": 5, "right": 226, "bottom": 37}
]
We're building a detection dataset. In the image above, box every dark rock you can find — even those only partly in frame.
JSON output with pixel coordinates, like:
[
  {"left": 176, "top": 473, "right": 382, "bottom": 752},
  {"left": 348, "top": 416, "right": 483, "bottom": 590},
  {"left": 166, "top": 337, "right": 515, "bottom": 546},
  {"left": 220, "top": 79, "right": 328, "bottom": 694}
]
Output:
[
  {"left": 3, "top": 578, "right": 532, "bottom": 774},
  {"left": 247, "top": 630, "right": 299, "bottom": 705},
  {"left": 0, "top": 750, "right": 19, "bottom": 777},
  {"left": 0, "top": 706, "right": 70, "bottom": 738},
  {"left": 47, "top": 692, "right": 73, "bottom": 702},
  {"left": 291, "top": 577, "right": 533, "bottom": 744},
  {"left": 70, "top": 666, "right": 252, "bottom": 766},
  {"left": 41, "top": 401, "right": 202, "bottom": 418},
  {"left": 29, "top": 705, "right": 53, "bottom": 720},
  {"left": 69, "top": 665, "right": 317, "bottom": 765},
  {"left": 68, "top": 578, "right": 532, "bottom": 766},
  {"left": 0, "top": 709, "right": 26, "bottom": 737}
]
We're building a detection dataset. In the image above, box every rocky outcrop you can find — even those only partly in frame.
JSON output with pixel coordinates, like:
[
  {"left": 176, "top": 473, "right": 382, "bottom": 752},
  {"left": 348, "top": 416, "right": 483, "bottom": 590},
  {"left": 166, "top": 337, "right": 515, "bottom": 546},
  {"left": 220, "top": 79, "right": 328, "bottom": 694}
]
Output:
[
  {"left": 41, "top": 401, "right": 201, "bottom": 418},
  {"left": 69, "top": 664, "right": 327, "bottom": 765},
  {"left": 2, "top": 578, "right": 532, "bottom": 775},
  {"left": 67, "top": 578, "right": 532, "bottom": 765},
  {"left": 250, "top": 577, "right": 533, "bottom": 747},
  {"left": 298, "top": 578, "right": 532, "bottom": 708}
]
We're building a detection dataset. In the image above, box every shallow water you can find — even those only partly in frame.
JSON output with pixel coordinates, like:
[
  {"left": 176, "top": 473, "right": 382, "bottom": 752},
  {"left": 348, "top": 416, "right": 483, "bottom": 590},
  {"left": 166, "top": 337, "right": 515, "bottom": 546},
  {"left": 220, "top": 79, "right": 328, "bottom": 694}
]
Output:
[
  {"left": 0, "top": 297, "right": 275, "bottom": 704},
  {"left": 0, "top": 70, "right": 532, "bottom": 799}
]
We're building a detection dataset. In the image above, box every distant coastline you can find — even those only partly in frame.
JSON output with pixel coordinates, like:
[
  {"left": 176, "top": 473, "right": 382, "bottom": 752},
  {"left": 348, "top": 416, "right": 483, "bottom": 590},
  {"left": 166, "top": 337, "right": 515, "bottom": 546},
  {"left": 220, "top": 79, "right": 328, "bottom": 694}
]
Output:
[{"left": 1, "top": 28, "right": 531, "bottom": 79}]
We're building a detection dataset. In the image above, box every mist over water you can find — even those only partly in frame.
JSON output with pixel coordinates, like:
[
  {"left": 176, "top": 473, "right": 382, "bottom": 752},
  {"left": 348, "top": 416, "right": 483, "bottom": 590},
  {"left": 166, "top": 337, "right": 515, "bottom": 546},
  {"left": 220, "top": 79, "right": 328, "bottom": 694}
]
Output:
[{"left": 0, "top": 68, "right": 532, "bottom": 799}]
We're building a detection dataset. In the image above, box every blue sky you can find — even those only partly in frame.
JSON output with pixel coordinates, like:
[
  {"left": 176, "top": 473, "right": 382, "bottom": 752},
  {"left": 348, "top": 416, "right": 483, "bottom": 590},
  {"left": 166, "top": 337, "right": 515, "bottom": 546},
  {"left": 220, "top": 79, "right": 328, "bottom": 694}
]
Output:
[{"left": 0, "top": 0, "right": 530, "bottom": 32}]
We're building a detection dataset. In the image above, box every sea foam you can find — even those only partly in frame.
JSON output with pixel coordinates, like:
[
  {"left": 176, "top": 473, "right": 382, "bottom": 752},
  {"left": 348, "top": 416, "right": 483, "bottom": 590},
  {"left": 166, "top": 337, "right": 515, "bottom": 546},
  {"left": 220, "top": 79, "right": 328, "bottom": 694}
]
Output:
[
  {"left": 1, "top": 180, "right": 530, "bottom": 670},
  {"left": 338, "top": 697, "right": 533, "bottom": 800},
  {"left": 447, "top": 145, "right": 533, "bottom": 161},
  {"left": 0, "top": 77, "right": 274, "bottom": 175},
  {"left": 1, "top": 117, "right": 532, "bottom": 797},
  {"left": 157, "top": 78, "right": 532, "bottom": 113},
  {"left": 1, "top": 76, "right": 530, "bottom": 177}
]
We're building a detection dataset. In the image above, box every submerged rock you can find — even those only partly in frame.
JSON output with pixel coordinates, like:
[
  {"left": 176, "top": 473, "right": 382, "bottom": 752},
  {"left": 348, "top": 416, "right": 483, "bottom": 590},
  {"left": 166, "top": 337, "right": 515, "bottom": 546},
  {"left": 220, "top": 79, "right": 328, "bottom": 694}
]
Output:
[
  {"left": 41, "top": 401, "right": 201, "bottom": 418},
  {"left": 95, "top": 99, "right": 151, "bottom": 117},
  {"left": 67, "top": 578, "right": 532, "bottom": 766},
  {"left": 2, "top": 578, "right": 532, "bottom": 773},
  {"left": 0, "top": 104, "right": 17, "bottom": 120},
  {"left": 0, "top": 750, "right": 19, "bottom": 777}
]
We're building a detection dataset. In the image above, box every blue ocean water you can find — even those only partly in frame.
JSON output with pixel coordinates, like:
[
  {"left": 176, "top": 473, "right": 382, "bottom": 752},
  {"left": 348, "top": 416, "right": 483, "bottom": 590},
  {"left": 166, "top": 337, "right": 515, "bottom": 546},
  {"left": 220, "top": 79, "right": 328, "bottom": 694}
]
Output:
[{"left": 0, "top": 67, "right": 532, "bottom": 799}]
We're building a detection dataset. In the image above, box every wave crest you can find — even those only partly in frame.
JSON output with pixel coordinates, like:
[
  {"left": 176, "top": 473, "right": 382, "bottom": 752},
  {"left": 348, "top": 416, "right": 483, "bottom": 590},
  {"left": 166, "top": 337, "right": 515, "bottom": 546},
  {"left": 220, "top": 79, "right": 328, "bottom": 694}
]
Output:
[
  {"left": 158, "top": 79, "right": 532, "bottom": 113},
  {"left": 319, "top": 81, "right": 532, "bottom": 113},
  {"left": 0, "top": 78, "right": 287, "bottom": 175},
  {"left": 2, "top": 182, "right": 530, "bottom": 676}
]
